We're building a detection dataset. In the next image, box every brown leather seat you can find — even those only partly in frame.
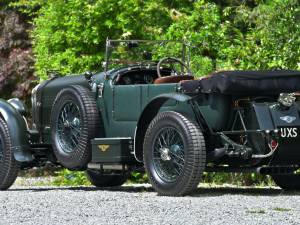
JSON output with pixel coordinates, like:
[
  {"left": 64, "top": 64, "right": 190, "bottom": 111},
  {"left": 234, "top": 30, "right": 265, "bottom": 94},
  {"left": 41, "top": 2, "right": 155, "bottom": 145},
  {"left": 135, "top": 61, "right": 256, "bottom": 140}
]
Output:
[{"left": 154, "top": 75, "right": 194, "bottom": 84}]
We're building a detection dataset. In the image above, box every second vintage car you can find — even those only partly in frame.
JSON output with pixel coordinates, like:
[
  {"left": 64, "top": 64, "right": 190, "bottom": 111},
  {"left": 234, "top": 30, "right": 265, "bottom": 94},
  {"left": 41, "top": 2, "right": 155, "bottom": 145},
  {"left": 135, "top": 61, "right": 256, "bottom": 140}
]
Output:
[{"left": 1, "top": 40, "right": 300, "bottom": 196}]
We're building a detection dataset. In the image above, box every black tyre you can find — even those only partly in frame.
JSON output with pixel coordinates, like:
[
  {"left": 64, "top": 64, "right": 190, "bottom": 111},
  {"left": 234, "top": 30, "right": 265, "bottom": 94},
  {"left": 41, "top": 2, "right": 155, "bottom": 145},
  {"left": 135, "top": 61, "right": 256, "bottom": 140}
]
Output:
[
  {"left": 86, "top": 170, "right": 128, "bottom": 187},
  {"left": 51, "top": 85, "right": 100, "bottom": 169},
  {"left": 143, "top": 111, "right": 206, "bottom": 196},
  {"left": 0, "top": 118, "right": 19, "bottom": 190},
  {"left": 272, "top": 174, "right": 300, "bottom": 190}
]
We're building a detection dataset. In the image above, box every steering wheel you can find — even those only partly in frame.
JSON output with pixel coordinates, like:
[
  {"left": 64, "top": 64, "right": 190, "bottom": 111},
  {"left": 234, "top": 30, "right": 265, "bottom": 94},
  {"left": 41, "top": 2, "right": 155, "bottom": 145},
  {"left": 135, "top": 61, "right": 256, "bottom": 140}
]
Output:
[{"left": 156, "top": 57, "right": 190, "bottom": 78}]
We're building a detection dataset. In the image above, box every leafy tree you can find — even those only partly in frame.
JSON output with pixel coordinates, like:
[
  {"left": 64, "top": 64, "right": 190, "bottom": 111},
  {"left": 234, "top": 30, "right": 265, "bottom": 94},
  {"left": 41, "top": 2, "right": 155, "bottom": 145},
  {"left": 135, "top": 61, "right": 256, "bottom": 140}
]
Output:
[
  {"left": 14, "top": 0, "right": 193, "bottom": 79},
  {"left": 12, "top": 0, "right": 300, "bottom": 78},
  {"left": 245, "top": 0, "right": 300, "bottom": 69},
  {"left": 165, "top": 0, "right": 300, "bottom": 75}
]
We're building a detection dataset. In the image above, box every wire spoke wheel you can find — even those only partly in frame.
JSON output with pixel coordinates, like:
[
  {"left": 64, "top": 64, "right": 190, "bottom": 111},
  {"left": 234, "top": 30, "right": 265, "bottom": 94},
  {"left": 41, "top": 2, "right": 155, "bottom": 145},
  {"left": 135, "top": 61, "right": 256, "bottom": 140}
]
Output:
[
  {"left": 51, "top": 85, "right": 101, "bottom": 169},
  {"left": 153, "top": 127, "right": 185, "bottom": 183},
  {"left": 0, "top": 118, "right": 19, "bottom": 190},
  {"left": 56, "top": 101, "right": 82, "bottom": 153},
  {"left": 143, "top": 111, "right": 206, "bottom": 196}
]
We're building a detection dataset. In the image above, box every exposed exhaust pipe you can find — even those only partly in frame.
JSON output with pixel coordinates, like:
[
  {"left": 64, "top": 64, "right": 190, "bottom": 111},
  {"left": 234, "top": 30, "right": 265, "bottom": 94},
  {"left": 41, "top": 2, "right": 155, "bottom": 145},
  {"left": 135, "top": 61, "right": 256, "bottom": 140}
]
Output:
[
  {"left": 256, "top": 166, "right": 295, "bottom": 175},
  {"left": 207, "top": 148, "right": 226, "bottom": 161}
]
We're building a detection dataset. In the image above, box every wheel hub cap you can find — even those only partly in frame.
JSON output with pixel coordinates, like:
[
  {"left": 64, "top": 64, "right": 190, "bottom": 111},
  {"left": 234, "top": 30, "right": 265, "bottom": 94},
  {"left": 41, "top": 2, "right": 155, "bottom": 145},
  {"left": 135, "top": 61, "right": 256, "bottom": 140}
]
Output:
[
  {"left": 72, "top": 117, "right": 80, "bottom": 127},
  {"left": 159, "top": 147, "right": 171, "bottom": 161}
]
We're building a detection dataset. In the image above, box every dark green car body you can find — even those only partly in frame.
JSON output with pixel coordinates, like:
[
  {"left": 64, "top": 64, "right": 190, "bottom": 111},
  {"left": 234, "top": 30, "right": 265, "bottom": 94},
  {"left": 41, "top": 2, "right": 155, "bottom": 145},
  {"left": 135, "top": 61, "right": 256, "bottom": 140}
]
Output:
[{"left": 37, "top": 68, "right": 229, "bottom": 160}]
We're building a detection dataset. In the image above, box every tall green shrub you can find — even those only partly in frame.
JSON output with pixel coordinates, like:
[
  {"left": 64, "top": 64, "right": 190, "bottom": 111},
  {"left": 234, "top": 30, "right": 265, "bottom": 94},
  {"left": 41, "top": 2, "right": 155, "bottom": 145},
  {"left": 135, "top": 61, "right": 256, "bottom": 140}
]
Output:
[
  {"left": 165, "top": 0, "right": 300, "bottom": 76},
  {"left": 14, "top": 0, "right": 193, "bottom": 79},
  {"left": 13, "top": 0, "right": 300, "bottom": 77}
]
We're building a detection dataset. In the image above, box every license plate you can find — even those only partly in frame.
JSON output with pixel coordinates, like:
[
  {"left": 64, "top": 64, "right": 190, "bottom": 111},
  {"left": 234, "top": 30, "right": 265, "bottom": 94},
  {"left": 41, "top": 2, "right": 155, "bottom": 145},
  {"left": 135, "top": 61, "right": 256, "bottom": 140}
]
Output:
[{"left": 279, "top": 127, "right": 299, "bottom": 138}]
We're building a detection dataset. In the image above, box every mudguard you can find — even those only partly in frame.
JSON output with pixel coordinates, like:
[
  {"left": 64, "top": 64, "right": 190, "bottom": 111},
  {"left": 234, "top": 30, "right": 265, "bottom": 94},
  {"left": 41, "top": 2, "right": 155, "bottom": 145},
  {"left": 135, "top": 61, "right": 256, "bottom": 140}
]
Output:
[
  {"left": 0, "top": 99, "right": 33, "bottom": 162},
  {"left": 134, "top": 93, "right": 192, "bottom": 162}
]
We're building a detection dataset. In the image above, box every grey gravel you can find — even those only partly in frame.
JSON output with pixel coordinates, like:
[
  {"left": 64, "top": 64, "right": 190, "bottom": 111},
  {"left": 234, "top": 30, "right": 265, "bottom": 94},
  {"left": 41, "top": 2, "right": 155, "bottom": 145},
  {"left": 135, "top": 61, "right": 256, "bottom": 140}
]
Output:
[{"left": 1, "top": 184, "right": 300, "bottom": 225}]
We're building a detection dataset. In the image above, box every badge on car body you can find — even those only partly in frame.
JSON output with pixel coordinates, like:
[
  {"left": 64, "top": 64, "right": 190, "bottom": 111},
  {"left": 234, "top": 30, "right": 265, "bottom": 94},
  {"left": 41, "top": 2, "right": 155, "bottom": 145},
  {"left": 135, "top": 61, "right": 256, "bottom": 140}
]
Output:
[
  {"left": 280, "top": 116, "right": 296, "bottom": 124},
  {"left": 98, "top": 144, "right": 110, "bottom": 152}
]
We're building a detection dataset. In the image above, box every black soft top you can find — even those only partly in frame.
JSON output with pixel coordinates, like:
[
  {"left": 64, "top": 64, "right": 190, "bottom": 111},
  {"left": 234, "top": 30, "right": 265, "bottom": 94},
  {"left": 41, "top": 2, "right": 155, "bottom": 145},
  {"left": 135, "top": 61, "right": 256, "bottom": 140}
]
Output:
[{"left": 181, "top": 70, "right": 300, "bottom": 95}]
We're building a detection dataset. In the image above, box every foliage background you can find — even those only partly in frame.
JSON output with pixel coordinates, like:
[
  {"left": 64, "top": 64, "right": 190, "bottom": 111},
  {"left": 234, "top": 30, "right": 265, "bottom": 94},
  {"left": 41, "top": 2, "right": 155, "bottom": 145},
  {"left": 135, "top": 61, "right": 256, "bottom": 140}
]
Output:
[
  {"left": 2, "top": 0, "right": 300, "bottom": 185},
  {"left": 12, "top": 0, "right": 300, "bottom": 79}
]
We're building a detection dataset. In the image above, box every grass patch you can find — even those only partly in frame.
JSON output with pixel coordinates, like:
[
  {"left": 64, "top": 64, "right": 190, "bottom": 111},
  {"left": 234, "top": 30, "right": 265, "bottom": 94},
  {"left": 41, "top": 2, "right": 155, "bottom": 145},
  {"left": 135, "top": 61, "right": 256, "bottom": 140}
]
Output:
[
  {"left": 19, "top": 168, "right": 277, "bottom": 187},
  {"left": 273, "top": 207, "right": 291, "bottom": 212},
  {"left": 246, "top": 209, "right": 266, "bottom": 214},
  {"left": 52, "top": 169, "right": 90, "bottom": 186},
  {"left": 203, "top": 172, "right": 275, "bottom": 187}
]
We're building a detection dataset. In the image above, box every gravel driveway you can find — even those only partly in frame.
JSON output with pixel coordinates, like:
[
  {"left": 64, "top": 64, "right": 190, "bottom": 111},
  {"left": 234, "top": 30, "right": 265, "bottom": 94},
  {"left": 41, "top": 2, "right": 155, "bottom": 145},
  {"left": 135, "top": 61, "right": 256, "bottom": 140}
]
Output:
[{"left": 1, "top": 184, "right": 300, "bottom": 225}]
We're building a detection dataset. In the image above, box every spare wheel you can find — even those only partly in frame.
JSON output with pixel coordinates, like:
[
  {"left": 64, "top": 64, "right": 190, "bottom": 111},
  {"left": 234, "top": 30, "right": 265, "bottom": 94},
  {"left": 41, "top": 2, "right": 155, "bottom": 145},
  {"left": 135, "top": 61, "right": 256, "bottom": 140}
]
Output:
[{"left": 50, "top": 85, "right": 100, "bottom": 169}]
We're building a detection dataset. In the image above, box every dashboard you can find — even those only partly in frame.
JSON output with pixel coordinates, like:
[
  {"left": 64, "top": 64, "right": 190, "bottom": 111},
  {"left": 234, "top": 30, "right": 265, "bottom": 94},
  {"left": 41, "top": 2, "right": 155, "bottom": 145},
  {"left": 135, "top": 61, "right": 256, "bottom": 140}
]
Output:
[
  {"left": 116, "top": 72, "right": 157, "bottom": 85},
  {"left": 114, "top": 69, "right": 171, "bottom": 85}
]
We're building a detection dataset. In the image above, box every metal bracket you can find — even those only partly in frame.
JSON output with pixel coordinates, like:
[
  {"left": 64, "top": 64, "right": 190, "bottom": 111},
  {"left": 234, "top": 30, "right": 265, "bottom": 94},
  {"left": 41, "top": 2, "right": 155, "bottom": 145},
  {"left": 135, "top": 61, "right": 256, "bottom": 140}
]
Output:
[
  {"left": 189, "top": 99, "right": 214, "bottom": 135},
  {"left": 98, "top": 83, "right": 104, "bottom": 98},
  {"left": 219, "top": 132, "right": 253, "bottom": 159}
]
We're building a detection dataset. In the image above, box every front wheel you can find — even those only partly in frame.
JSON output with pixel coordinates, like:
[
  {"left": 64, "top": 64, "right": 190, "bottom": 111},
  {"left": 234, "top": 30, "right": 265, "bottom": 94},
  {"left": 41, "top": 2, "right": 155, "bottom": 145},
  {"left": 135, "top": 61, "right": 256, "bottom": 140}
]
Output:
[
  {"left": 271, "top": 174, "right": 300, "bottom": 190},
  {"left": 143, "top": 111, "right": 206, "bottom": 196},
  {"left": 0, "top": 118, "right": 19, "bottom": 190}
]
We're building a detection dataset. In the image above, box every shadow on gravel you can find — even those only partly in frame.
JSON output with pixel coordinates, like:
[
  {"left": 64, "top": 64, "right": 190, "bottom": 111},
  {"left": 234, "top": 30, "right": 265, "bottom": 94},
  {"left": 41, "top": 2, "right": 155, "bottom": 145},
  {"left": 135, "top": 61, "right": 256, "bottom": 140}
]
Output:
[
  {"left": 9, "top": 186, "right": 154, "bottom": 193},
  {"left": 8, "top": 185, "right": 300, "bottom": 196},
  {"left": 190, "top": 187, "right": 288, "bottom": 197}
]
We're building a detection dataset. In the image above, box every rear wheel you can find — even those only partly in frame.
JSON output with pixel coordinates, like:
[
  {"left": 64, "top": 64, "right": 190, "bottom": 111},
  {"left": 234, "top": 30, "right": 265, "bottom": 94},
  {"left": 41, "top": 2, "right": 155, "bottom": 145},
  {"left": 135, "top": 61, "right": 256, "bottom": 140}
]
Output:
[
  {"left": 143, "top": 111, "right": 206, "bottom": 196},
  {"left": 86, "top": 170, "right": 128, "bottom": 187},
  {"left": 271, "top": 174, "right": 300, "bottom": 190},
  {"left": 0, "top": 118, "right": 19, "bottom": 190},
  {"left": 51, "top": 85, "right": 100, "bottom": 170}
]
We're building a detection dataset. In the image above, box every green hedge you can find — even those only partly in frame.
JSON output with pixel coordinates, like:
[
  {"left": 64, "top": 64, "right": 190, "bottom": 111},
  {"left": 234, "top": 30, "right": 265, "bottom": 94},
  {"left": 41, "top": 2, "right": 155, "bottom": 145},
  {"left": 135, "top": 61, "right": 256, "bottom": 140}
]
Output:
[
  {"left": 50, "top": 170, "right": 273, "bottom": 187},
  {"left": 13, "top": 0, "right": 190, "bottom": 79},
  {"left": 13, "top": 0, "right": 300, "bottom": 79},
  {"left": 165, "top": 0, "right": 300, "bottom": 75}
]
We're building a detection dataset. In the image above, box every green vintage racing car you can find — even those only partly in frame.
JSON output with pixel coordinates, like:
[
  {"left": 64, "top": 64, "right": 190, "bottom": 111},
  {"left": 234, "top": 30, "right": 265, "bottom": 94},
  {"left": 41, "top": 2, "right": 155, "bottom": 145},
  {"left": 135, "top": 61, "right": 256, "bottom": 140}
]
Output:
[{"left": 1, "top": 40, "right": 300, "bottom": 196}]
